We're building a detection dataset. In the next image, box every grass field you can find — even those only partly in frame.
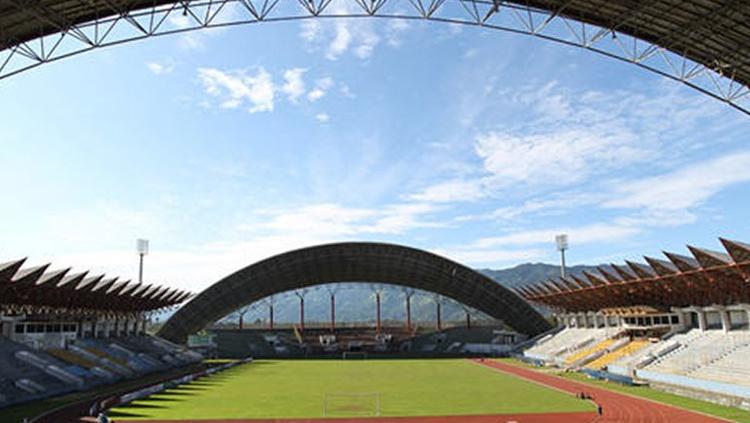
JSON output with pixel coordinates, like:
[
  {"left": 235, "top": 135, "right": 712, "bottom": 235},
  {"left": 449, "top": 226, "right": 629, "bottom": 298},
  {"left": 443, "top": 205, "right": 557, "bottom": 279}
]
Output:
[{"left": 111, "top": 359, "right": 593, "bottom": 420}]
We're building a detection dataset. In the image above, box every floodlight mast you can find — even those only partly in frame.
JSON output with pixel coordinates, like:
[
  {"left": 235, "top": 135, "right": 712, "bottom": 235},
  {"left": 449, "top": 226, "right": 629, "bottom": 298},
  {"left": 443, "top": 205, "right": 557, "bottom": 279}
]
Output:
[
  {"left": 555, "top": 234, "right": 568, "bottom": 279},
  {"left": 136, "top": 239, "right": 149, "bottom": 284}
]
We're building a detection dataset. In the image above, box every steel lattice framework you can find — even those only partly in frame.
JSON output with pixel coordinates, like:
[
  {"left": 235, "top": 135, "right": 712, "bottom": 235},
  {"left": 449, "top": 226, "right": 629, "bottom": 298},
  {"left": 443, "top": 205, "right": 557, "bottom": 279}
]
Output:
[
  {"left": 156, "top": 242, "right": 551, "bottom": 344},
  {"left": 518, "top": 238, "right": 750, "bottom": 314},
  {"left": 0, "top": 1, "right": 750, "bottom": 114}
]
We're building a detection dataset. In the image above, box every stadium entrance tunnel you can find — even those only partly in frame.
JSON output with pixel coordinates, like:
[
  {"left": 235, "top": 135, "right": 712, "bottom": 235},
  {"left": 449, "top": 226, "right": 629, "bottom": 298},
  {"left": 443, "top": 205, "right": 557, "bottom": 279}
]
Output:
[{"left": 157, "top": 242, "right": 551, "bottom": 343}]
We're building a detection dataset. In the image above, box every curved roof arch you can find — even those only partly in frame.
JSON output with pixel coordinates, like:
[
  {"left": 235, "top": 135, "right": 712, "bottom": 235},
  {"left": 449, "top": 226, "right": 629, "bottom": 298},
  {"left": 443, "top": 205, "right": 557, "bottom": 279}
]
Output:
[
  {"left": 0, "top": 1, "right": 750, "bottom": 115},
  {"left": 157, "top": 242, "right": 551, "bottom": 343}
]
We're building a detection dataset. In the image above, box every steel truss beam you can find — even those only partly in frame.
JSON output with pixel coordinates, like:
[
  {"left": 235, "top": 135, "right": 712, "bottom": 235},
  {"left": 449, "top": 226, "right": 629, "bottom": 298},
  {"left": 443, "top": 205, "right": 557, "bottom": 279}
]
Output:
[{"left": 0, "top": 0, "right": 749, "bottom": 115}]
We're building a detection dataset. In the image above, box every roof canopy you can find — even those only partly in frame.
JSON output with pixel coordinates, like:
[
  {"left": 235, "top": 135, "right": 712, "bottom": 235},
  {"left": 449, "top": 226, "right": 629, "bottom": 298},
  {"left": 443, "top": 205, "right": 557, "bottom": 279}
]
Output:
[
  {"left": 519, "top": 238, "right": 750, "bottom": 313},
  {"left": 157, "top": 242, "right": 551, "bottom": 343},
  {"left": 0, "top": 1, "right": 749, "bottom": 113},
  {"left": 0, "top": 257, "right": 190, "bottom": 314}
]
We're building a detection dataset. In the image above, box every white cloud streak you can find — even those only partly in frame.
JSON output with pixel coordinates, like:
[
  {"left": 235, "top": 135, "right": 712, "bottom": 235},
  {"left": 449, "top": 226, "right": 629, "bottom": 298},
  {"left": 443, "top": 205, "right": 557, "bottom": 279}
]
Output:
[
  {"left": 281, "top": 68, "right": 307, "bottom": 103},
  {"left": 198, "top": 67, "right": 275, "bottom": 113},
  {"left": 197, "top": 68, "right": 339, "bottom": 113},
  {"left": 146, "top": 61, "right": 174, "bottom": 75},
  {"left": 605, "top": 151, "right": 750, "bottom": 211},
  {"left": 308, "top": 77, "right": 334, "bottom": 102}
]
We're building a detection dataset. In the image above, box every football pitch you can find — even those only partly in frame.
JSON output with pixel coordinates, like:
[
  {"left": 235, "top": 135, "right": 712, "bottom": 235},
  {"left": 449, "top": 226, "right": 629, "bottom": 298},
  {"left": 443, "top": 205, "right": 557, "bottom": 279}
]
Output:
[{"left": 110, "top": 359, "right": 593, "bottom": 420}]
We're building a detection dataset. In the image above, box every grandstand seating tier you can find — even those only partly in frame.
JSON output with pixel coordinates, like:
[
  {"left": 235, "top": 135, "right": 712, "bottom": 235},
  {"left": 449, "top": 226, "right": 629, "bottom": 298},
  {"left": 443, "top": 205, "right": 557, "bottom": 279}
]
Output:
[
  {"left": 585, "top": 340, "right": 650, "bottom": 370},
  {"left": 564, "top": 339, "right": 615, "bottom": 365}
]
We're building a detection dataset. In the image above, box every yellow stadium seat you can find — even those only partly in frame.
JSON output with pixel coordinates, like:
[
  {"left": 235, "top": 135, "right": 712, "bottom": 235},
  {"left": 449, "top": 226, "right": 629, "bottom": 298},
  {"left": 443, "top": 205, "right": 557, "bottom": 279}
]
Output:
[
  {"left": 585, "top": 340, "right": 650, "bottom": 370},
  {"left": 565, "top": 339, "right": 615, "bottom": 365},
  {"left": 48, "top": 348, "right": 99, "bottom": 369}
]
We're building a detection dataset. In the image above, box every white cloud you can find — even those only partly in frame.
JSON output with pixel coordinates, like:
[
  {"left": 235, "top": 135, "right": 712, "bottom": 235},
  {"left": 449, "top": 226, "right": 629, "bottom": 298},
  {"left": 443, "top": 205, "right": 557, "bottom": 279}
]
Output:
[
  {"left": 463, "top": 48, "right": 478, "bottom": 59},
  {"left": 385, "top": 19, "right": 410, "bottom": 47},
  {"left": 409, "top": 179, "right": 485, "bottom": 203},
  {"left": 328, "top": 21, "right": 353, "bottom": 60},
  {"left": 197, "top": 67, "right": 275, "bottom": 113},
  {"left": 299, "top": 3, "right": 385, "bottom": 60},
  {"left": 605, "top": 151, "right": 750, "bottom": 211},
  {"left": 472, "top": 223, "right": 640, "bottom": 249},
  {"left": 433, "top": 248, "right": 545, "bottom": 266},
  {"left": 340, "top": 83, "right": 355, "bottom": 98},
  {"left": 353, "top": 28, "right": 380, "bottom": 59},
  {"left": 315, "top": 112, "right": 330, "bottom": 123},
  {"left": 459, "top": 193, "right": 602, "bottom": 222},
  {"left": 22, "top": 200, "right": 443, "bottom": 293},
  {"left": 197, "top": 68, "right": 348, "bottom": 112},
  {"left": 146, "top": 61, "right": 174, "bottom": 75},
  {"left": 474, "top": 129, "right": 647, "bottom": 187},
  {"left": 244, "top": 202, "right": 441, "bottom": 238},
  {"left": 307, "top": 77, "right": 334, "bottom": 102},
  {"left": 300, "top": 20, "right": 321, "bottom": 42},
  {"left": 409, "top": 81, "right": 727, "bottom": 204},
  {"left": 281, "top": 68, "right": 307, "bottom": 103}
]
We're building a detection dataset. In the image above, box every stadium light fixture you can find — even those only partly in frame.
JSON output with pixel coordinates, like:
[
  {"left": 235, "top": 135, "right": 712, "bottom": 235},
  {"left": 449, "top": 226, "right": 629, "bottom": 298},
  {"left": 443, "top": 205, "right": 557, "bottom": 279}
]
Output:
[
  {"left": 555, "top": 234, "right": 568, "bottom": 279},
  {"left": 136, "top": 238, "right": 149, "bottom": 284}
]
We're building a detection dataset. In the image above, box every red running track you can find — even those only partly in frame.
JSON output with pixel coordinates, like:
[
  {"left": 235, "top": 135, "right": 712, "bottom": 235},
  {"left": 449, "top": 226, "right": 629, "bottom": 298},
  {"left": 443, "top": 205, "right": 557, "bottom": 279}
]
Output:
[
  {"left": 118, "top": 413, "right": 595, "bottom": 423},
  {"left": 473, "top": 359, "right": 731, "bottom": 423}
]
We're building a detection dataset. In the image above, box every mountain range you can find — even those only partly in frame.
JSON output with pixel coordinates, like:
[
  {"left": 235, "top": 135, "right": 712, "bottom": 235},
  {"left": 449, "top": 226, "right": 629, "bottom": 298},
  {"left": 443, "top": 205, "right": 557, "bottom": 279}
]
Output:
[{"left": 219, "top": 262, "right": 600, "bottom": 326}]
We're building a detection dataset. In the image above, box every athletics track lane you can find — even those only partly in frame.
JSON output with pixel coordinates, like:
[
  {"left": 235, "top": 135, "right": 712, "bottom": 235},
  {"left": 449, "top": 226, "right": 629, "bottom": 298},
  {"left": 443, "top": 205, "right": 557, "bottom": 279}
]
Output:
[{"left": 473, "top": 359, "right": 730, "bottom": 423}]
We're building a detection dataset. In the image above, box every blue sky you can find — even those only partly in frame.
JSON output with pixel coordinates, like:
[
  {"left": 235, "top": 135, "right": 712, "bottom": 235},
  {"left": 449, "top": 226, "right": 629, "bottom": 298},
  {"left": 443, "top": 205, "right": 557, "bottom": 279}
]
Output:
[{"left": 2, "top": 14, "right": 750, "bottom": 294}]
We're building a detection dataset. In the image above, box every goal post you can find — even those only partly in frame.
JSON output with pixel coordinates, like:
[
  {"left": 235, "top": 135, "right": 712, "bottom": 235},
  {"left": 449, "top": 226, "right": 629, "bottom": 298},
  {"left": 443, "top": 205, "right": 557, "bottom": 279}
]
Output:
[{"left": 323, "top": 392, "right": 380, "bottom": 417}]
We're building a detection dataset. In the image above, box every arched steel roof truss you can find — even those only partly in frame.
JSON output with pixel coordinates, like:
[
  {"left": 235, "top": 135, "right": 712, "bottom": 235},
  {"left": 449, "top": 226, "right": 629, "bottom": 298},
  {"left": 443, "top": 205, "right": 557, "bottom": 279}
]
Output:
[
  {"left": 157, "top": 242, "right": 551, "bottom": 343},
  {"left": 0, "top": 1, "right": 750, "bottom": 115}
]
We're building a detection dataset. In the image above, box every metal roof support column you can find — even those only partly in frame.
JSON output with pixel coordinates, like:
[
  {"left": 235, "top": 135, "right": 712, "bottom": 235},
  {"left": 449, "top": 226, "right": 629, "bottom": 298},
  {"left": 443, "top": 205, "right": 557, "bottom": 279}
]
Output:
[
  {"left": 434, "top": 295, "right": 443, "bottom": 331},
  {"left": 330, "top": 293, "right": 336, "bottom": 332},
  {"left": 403, "top": 288, "right": 414, "bottom": 332},
  {"left": 269, "top": 303, "right": 274, "bottom": 330},
  {"left": 376, "top": 291, "right": 382, "bottom": 335},
  {"left": 296, "top": 292, "right": 305, "bottom": 333}
]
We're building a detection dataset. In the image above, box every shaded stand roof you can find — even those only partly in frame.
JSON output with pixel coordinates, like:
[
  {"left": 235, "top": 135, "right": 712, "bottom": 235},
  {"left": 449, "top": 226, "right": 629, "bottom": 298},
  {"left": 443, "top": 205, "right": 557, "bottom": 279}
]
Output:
[
  {"left": 0, "top": 258, "right": 190, "bottom": 315},
  {"left": 519, "top": 238, "right": 750, "bottom": 313}
]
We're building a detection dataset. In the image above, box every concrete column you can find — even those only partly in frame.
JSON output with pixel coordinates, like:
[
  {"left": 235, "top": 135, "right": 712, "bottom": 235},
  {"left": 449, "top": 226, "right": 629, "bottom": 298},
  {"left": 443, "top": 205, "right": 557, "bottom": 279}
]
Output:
[
  {"left": 697, "top": 309, "right": 707, "bottom": 331},
  {"left": 673, "top": 308, "right": 690, "bottom": 331},
  {"left": 603, "top": 314, "right": 610, "bottom": 328},
  {"left": 719, "top": 308, "right": 731, "bottom": 333}
]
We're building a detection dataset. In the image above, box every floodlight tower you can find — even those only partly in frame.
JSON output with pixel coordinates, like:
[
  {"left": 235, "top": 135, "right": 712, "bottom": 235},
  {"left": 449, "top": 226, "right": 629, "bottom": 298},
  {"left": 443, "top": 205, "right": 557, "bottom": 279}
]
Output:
[
  {"left": 136, "top": 239, "right": 149, "bottom": 284},
  {"left": 556, "top": 234, "right": 568, "bottom": 279}
]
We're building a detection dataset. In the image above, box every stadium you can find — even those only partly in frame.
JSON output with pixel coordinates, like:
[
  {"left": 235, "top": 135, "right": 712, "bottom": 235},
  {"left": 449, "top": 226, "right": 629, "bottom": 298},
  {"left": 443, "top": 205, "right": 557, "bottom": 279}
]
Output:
[{"left": 2, "top": 1, "right": 750, "bottom": 423}]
